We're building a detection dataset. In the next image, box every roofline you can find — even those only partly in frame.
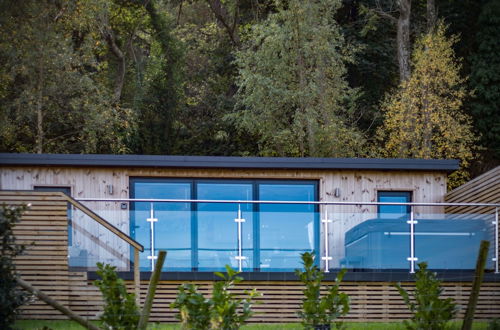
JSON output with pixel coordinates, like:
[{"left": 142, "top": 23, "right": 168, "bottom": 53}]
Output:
[{"left": 0, "top": 153, "right": 460, "bottom": 172}]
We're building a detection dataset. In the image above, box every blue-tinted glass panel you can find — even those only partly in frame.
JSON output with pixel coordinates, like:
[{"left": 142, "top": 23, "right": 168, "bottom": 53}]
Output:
[
  {"left": 197, "top": 183, "right": 253, "bottom": 271},
  {"left": 259, "top": 183, "right": 317, "bottom": 271},
  {"left": 132, "top": 181, "right": 191, "bottom": 271},
  {"left": 415, "top": 214, "right": 492, "bottom": 270},
  {"left": 378, "top": 191, "right": 411, "bottom": 219}
]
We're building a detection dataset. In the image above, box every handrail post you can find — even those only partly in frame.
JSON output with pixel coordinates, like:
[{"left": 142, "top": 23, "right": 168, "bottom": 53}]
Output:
[
  {"left": 495, "top": 207, "right": 499, "bottom": 274},
  {"left": 407, "top": 205, "right": 418, "bottom": 273},
  {"left": 234, "top": 204, "right": 246, "bottom": 272},
  {"left": 147, "top": 202, "right": 158, "bottom": 271},
  {"left": 321, "top": 206, "right": 332, "bottom": 273},
  {"left": 134, "top": 247, "right": 140, "bottom": 306}
]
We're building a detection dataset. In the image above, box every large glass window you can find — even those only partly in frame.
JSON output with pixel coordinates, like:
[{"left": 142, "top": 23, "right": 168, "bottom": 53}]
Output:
[
  {"left": 130, "top": 178, "right": 318, "bottom": 272},
  {"left": 259, "top": 183, "right": 317, "bottom": 270},
  {"left": 131, "top": 180, "right": 192, "bottom": 271}
]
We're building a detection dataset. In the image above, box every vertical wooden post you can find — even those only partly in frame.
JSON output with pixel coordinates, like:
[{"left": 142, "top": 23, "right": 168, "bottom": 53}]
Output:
[
  {"left": 462, "top": 240, "right": 490, "bottom": 330},
  {"left": 134, "top": 247, "right": 140, "bottom": 306},
  {"left": 137, "top": 250, "right": 167, "bottom": 330}
]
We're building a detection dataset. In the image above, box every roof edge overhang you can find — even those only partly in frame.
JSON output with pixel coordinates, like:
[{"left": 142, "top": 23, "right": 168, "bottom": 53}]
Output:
[{"left": 0, "top": 153, "right": 460, "bottom": 172}]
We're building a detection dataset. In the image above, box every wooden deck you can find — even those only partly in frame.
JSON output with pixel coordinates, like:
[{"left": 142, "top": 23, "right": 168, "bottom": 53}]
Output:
[{"left": 2, "top": 190, "right": 499, "bottom": 322}]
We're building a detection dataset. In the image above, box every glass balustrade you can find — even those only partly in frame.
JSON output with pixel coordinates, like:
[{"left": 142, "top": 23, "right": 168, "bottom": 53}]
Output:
[
  {"left": 68, "top": 204, "right": 131, "bottom": 271},
  {"left": 72, "top": 200, "right": 498, "bottom": 274}
]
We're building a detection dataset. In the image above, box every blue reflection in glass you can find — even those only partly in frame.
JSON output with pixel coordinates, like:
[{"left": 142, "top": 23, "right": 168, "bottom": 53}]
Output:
[
  {"left": 259, "top": 184, "right": 317, "bottom": 271},
  {"left": 378, "top": 191, "right": 411, "bottom": 219},
  {"left": 197, "top": 183, "right": 253, "bottom": 271},
  {"left": 415, "top": 215, "right": 491, "bottom": 270},
  {"left": 132, "top": 181, "right": 191, "bottom": 271}
]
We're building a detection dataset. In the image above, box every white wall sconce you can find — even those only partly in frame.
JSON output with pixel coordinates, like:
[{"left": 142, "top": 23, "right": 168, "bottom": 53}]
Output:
[{"left": 334, "top": 188, "right": 341, "bottom": 198}]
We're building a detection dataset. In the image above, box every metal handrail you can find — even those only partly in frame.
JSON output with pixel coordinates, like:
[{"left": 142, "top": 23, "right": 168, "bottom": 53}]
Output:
[{"left": 77, "top": 198, "right": 500, "bottom": 207}]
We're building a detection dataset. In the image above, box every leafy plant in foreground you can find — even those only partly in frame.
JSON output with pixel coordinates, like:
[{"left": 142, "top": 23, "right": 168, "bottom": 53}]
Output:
[
  {"left": 171, "top": 283, "right": 211, "bottom": 329},
  {"left": 395, "top": 262, "right": 457, "bottom": 330},
  {"left": 94, "top": 263, "right": 140, "bottom": 330},
  {"left": 0, "top": 204, "right": 29, "bottom": 330},
  {"left": 171, "top": 265, "right": 260, "bottom": 329},
  {"left": 295, "top": 252, "right": 349, "bottom": 329}
]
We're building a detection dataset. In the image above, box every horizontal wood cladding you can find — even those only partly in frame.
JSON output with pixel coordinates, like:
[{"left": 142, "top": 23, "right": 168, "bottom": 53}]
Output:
[
  {"left": 1, "top": 166, "right": 447, "bottom": 205},
  {"left": 446, "top": 166, "right": 499, "bottom": 214},
  {"left": 19, "top": 275, "right": 500, "bottom": 322},
  {"left": 0, "top": 191, "right": 70, "bottom": 319}
]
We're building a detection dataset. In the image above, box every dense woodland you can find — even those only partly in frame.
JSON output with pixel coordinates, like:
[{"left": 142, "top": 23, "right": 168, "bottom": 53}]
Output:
[{"left": 0, "top": 0, "right": 498, "bottom": 187}]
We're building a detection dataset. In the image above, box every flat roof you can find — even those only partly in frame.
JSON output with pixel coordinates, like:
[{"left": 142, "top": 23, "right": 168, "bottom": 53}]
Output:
[{"left": 0, "top": 153, "right": 459, "bottom": 171}]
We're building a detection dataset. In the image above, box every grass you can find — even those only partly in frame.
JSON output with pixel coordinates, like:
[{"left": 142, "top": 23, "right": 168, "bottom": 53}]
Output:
[{"left": 14, "top": 320, "right": 491, "bottom": 330}]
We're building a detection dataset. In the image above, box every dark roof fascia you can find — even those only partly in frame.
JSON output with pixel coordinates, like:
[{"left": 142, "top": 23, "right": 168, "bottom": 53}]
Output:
[{"left": 0, "top": 153, "right": 459, "bottom": 172}]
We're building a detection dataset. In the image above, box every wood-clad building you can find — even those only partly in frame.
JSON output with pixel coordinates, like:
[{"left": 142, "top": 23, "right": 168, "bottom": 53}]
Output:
[{"left": 0, "top": 153, "right": 499, "bottom": 322}]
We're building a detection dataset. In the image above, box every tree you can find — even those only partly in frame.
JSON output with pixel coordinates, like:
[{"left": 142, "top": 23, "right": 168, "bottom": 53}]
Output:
[
  {"left": 469, "top": 0, "right": 500, "bottom": 168},
  {"left": 234, "top": 0, "right": 366, "bottom": 157},
  {"left": 0, "top": 1, "right": 135, "bottom": 154},
  {"left": 0, "top": 205, "right": 29, "bottom": 330},
  {"left": 376, "top": 23, "right": 477, "bottom": 187}
]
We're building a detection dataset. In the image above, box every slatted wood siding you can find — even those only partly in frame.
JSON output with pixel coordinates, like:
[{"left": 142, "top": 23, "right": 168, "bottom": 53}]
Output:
[
  {"left": 59, "top": 275, "right": 500, "bottom": 322},
  {"left": 3, "top": 190, "right": 499, "bottom": 322},
  {"left": 445, "top": 166, "right": 499, "bottom": 270},
  {"left": 446, "top": 166, "right": 499, "bottom": 214},
  {"left": 0, "top": 191, "right": 71, "bottom": 319}
]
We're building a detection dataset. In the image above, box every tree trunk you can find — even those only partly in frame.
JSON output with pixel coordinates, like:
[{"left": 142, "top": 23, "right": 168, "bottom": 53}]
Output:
[
  {"left": 397, "top": 0, "right": 412, "bottom": 82},
  {"left": 36, "top": 62, "right": 44, "bottom": 154},
  {"left": 427, "top": 0, "right": 436, "bottom": 32},
  {"left": 206, "top": 0, "right": 240, "bottom": 46},
  {"left": 101, "top": 24, "right": 126, "bottom": 102}
]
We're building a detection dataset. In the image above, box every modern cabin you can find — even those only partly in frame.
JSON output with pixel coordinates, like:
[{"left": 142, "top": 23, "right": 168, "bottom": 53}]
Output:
[{"left": 0, "top": 153, "right": 498, "bottom": 322}]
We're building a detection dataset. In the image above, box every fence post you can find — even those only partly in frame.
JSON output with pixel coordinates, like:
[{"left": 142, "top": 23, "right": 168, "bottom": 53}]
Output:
[
  {"left": 407, "top": 205, "right": 418, "bottom": 273},
  {"left": 137, "top": 250, "right": 167, "bottom": 330},
  {"left": 462, "top": 240, "right": 490, "bottom": 330},
  {"left": 134, "top": 247, "right": 140, "bottom": 305}
]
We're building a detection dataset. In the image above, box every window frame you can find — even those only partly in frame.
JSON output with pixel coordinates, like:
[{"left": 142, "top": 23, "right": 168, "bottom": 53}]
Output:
[
  {"left": 377, "top": 190, "right": 412, "bottom": 219},
  {"left": 129, "top": 177, "right": 319, "bottom": 272}
]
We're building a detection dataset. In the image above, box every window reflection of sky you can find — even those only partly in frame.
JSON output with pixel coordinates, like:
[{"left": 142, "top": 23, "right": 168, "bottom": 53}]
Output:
[{"left": 131, "top": 179, "right": 318, "bottom": 271}]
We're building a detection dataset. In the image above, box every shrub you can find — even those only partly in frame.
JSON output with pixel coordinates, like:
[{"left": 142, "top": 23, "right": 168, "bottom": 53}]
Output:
[
  {"left": 0, "top": 204, "right": 29, "bottom": 330},
  {"left": 171, "top": 265, "right": 260, "bottom": 329},
  {"left": 94, "top": 263, "right": 140, "bottom": 330},
  {"left": 487, "top": 318, "right": 500, "bottom": 330},
  {"left": 171, "top": 283, "right": 211, "bottom": 329},
  {"left": 295, "top": 252, "right": 349, "bottom": 329},
  {"left": 395, "top": 262, "right": 457, "bottom": 330}
]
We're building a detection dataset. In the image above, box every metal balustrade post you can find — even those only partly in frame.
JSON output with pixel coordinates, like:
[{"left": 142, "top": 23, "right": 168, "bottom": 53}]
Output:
[
  {"left": 321, "top": 207, "right": 332, "bottom": 273},
  {"left": 495, "top": 207, "right": 499, "bottom": 274},
  {"left": 407, "top": 206, "right": 418, "bottom": 273},
  {"left": 147, "top": 202, "right": 158, "bottom": 271},
  {"left": 234, "top": 204, "right": 246, "bottom": 272}
]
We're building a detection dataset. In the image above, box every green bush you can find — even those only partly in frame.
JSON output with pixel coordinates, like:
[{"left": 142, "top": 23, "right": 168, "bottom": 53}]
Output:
[
  {"left": 171, "top": 265, "right": 260, "bottom": 329},
  {"left": 171, "top": 283, "right": 211, "bottom": 329},
  {"left": 395, "top": 262, "right": 457, "bottom": 330},
  {"left": 0, "top": 204, "right": 29, "bottom": 330},
  {"left": 487, "top": 318, "right": 500, "bottom": 330},
  {"left": 94, "top": 263, "right": 140, "bottom": 330},
  {"left": 295, "top": 252, "right": 349, "bottom": 329}
]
